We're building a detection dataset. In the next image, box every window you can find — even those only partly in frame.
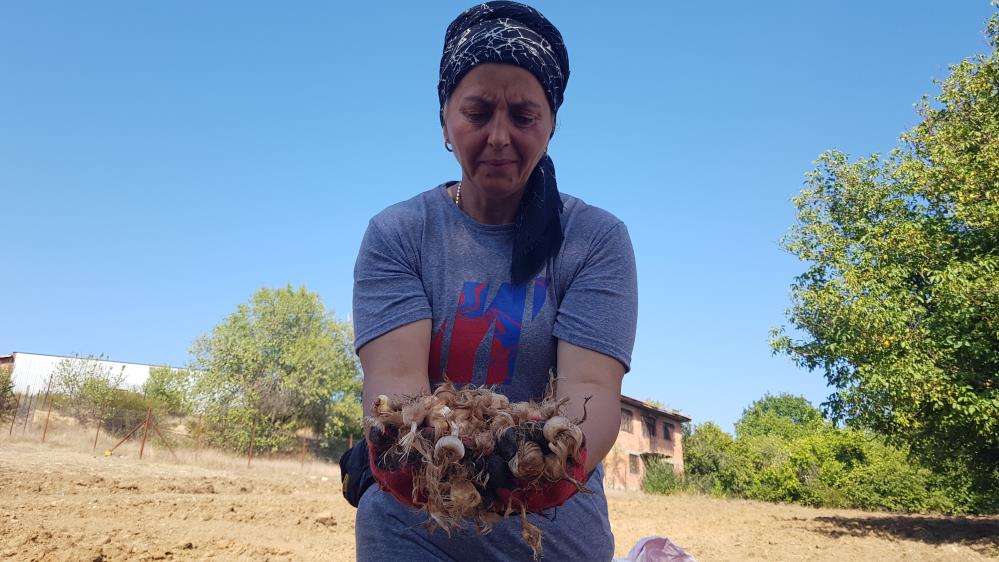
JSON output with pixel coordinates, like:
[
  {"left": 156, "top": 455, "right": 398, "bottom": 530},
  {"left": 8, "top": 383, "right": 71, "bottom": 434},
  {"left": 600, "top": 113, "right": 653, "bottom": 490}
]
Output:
[
  {"left": 643, "top": 415, "right": 657, "bottom": 438},
  {"left": 663, "top": 421, "right": 675, "bottom": 440},
  {"left": 629, "top": 454, "right": 640, "bottom": 474},
  {"left": 620, "top": 409, "right": 633, "bottom": 432}
]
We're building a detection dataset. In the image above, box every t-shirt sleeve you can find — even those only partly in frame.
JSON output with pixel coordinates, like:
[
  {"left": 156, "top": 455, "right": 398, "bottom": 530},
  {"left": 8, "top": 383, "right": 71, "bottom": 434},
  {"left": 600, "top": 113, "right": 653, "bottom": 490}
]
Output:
[
  {"left": 552, "top": 222, "right": 638, "bottom": 372},
  {"left": 352, "top": 217, "right": 432, "bottom": 352}
]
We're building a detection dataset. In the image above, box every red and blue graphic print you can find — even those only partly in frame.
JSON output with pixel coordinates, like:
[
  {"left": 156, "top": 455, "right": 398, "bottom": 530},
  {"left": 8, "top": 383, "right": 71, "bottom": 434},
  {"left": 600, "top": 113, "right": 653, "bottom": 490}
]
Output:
[{"left": 430, "top": 278, "right": 549, "bottom": 385}]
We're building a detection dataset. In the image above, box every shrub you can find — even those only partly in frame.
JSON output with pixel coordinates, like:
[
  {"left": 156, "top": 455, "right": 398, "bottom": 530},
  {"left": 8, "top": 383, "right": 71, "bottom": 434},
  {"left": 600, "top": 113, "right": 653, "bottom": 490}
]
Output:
[
  {"left": 643, "top": 456, "right": 684, "bottom": 495},
  {"left": 763, "top": 429, "right": 962, "bottom": 513},
  {"left": 683, "top": 422, "right": 756, "bottom": 496},
  {"left": 51, "top": 354, "right": 125, "bottom": 423},
  {"left": 191, "top": 406, "right": 299, "bottom": 455},
  {"left": 0, "top": 365, "right": 15, "bottom": 421},
  {"left": 143, "top": 366, "right": 192, "bottom": 416},
  {"left": 684, "top": 422, "right": 735, "bottom": 476},
  {"left": 676, "top": 393, "right": 994, "bottom": 513},
  {"left": 100, "top": 389, "right": 154, "bottom": 437}
]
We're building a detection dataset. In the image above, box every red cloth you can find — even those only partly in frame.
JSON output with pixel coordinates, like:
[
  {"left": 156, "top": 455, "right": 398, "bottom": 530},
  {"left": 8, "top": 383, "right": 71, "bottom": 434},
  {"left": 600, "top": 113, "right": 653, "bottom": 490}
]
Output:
[
  {"left": 494, "top": 447, "right": 587, "bottom": 513},
  {"left": 368, "top": 438, "right": 588, "bottom": 514},
  {"left": 367, "top": 439, "right": 421, "bottom": 507}
]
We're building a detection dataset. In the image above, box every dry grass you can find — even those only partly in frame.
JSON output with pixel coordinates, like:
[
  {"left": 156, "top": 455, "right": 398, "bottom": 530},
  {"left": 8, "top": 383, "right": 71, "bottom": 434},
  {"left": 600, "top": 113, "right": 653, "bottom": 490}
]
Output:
[
  {"left": 1, "top": 417, "right": 997, "bottom": 561},
  {"left": 3, "top": 412, "right": 340, "bottom": 478}
]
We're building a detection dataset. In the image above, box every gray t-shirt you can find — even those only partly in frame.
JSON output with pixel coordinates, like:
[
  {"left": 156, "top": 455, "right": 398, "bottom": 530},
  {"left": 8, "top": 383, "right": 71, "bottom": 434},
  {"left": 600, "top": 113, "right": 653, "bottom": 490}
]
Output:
[
  {"left": 353, "top": 183, "right": 638, "bottom": 402},
  {"left": 352, "top": 184, "right": 637, "bottom": 561}
]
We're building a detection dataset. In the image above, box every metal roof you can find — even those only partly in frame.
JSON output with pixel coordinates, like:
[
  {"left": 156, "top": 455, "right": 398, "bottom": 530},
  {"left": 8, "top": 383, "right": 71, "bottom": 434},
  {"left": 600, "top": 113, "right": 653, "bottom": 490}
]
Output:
[{"left": 620, "top": 394, "right": 691, "bottom": 422}]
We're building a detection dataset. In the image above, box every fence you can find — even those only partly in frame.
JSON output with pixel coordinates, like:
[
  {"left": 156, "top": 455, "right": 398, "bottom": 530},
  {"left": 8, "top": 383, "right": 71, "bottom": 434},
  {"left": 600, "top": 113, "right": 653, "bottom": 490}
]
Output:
[{"left": 1, "top": 389, "right": 355, "bottom": 469}]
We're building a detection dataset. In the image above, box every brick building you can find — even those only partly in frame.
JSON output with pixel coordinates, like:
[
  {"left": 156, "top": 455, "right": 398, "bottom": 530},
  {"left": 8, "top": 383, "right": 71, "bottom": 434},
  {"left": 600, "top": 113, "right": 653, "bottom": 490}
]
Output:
[{"left": 603, "top": 395, "right": 691, "bottom": 491}]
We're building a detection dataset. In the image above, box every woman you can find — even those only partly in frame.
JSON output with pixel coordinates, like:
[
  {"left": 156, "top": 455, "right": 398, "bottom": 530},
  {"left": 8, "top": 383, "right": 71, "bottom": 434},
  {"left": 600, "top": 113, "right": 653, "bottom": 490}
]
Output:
[{"left": 351, "top": 2, "right": 637, "bottom": 560}]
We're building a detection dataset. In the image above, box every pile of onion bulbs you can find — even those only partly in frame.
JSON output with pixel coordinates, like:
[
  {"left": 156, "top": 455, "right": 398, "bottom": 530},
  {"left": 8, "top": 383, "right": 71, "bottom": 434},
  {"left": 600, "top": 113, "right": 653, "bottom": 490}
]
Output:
[{"left": 365, "top": 382, "right": 589, "bottom": 558}]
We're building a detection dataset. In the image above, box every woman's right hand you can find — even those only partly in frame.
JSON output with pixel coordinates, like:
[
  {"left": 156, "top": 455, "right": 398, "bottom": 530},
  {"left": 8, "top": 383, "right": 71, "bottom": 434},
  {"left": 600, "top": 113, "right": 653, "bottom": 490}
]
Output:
[{"left": 358, "top": 318, "right": 432, "bottom": 508}]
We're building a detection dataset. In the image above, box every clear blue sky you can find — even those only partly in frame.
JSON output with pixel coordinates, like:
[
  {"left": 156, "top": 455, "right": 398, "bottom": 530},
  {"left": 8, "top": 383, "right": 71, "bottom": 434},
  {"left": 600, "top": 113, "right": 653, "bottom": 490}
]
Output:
[{"left": 2, "top": 1, "right": 995, "bottom": 431}]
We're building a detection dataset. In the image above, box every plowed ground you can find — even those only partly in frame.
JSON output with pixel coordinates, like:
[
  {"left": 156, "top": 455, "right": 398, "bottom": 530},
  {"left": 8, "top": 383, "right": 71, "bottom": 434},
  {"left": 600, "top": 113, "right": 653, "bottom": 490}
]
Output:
[{"left": 2, "top": 433, "right": 997, "bottom": 561}]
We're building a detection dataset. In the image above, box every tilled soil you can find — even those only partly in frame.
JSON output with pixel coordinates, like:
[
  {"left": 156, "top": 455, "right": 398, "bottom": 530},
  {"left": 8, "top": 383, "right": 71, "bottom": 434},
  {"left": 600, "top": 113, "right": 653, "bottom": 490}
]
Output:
[{"left": 1, "top": 436, "right": 996, "bottom": 561}]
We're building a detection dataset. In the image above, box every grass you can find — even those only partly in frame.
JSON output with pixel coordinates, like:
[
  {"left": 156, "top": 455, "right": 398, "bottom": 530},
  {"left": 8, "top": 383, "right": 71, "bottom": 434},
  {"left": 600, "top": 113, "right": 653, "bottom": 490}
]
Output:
[{"left": 1, "top": 410, "right": 341, "bottom": 479}]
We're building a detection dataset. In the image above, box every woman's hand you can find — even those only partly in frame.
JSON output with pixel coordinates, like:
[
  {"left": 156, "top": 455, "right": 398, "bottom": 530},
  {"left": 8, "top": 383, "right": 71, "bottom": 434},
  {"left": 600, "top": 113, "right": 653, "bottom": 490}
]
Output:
[
  {"left": 358, "top": 319, "right": 433, "bottom": 505},
  {"left": 555, "top": 340, "right": 625, "bottom": 473},
  {"left": 358, "top": 319, "right": 433, "bottom": 416}
]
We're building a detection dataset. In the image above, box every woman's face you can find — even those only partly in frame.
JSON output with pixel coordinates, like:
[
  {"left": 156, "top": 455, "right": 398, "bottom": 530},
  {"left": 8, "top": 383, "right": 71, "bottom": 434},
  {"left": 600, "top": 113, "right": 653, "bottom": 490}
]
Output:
[{"left": 443, "top": 64, "right": 554, "bottom": 201}]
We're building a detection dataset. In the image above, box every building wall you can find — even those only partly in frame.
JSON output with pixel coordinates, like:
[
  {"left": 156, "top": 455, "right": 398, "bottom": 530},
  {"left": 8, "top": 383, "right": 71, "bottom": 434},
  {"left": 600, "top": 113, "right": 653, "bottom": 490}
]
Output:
[
  {"left": 603, "top": 405, "right": 685, "bottom": 491},
  {"left": 7, "top": 352, "right": 156, "bottom": 393}
]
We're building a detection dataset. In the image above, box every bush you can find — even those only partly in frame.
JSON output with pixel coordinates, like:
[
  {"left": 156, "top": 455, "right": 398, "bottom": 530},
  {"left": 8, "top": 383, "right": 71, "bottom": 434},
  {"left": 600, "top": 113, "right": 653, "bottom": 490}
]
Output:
[
  {"left": 190, "top": 407, "right": 299, "bottom": 455},
  {"left": 673, "top": 393, "right": 994, "bottom": 513},
  {"left": 643, "top": 456, "right": 684, "bottom": 495},
  {"left": 100, "top": 389, "right": 154, "bottom": 437},
  {"left": 683, "top": 422, "right": 756, "bottom": 496},
  {"left": 0, "top": 365, "right": 15, "bottom": 421},
  {"left": 758, "top": 428, "right": 973, "bottom": 512},
  {"left": 838, "top": 435, "right": 959, "bottom": 513},
  {"left": 51, "top": 354, "right": 125, "bottom": 423},
  {"left": 684, "top": 422, "right": 735, "bottom": 476},
  {"left": 143, "top": 366, "right": 192, "bottom": 416}
]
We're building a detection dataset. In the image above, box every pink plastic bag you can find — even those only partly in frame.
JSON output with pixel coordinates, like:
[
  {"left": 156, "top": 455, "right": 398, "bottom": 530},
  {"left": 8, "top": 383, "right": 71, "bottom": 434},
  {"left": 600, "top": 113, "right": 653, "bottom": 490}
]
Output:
[{"left": 614, "top": 536, "right": 698, "bottom": 562}]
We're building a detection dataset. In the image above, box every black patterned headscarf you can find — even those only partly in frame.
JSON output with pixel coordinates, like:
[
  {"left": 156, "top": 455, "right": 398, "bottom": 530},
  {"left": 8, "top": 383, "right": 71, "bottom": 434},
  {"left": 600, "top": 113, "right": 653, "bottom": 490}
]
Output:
[{"left": 439, "top": 1, "right": 570, "bottom": 284}]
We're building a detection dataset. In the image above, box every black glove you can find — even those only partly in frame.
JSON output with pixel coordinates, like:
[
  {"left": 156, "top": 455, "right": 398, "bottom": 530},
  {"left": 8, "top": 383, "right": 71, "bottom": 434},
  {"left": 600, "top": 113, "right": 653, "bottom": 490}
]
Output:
[{"left": 339, "top": 439, "right": 376, "bottom": 508}]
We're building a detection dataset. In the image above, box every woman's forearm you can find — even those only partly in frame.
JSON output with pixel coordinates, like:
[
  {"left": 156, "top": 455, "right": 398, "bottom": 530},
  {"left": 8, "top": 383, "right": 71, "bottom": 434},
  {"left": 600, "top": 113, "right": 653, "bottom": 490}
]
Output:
[
  {"left": 358, "top": 319, "right": 433, "bottom": 417},
  {"left": 362, "top": 370, "right": 431, "bottom": 418},
  {"left": 557, "top": 379, "right": 621, "bottom": 473},
  {"left": 555, "top": 341, "right": 626, "bottom": 473}
]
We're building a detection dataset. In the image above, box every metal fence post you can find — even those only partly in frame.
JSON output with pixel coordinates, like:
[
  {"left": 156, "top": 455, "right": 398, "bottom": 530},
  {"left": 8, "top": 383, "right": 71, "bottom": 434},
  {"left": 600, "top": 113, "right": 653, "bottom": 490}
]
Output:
[
  {"left": 93, "top": 418, "right": 102, "bottom": 451},
  {"left": 21, "top": 390, "right": 36, "bottom": 434},
  {"left": 138, "top": 408, "right": 152, "bottom": 460},
  {"left": 195, "top": 414, "right": 203, "bottom": 454},
  {"left": 106, "top": 418, "right": 145, "bottom": 455},
  {"left": 8, "top": 391, "right": 22, "bottom": 436},
  {"left": 41, "top": 396, "right": 54, "bottom": 443},
  {"left": 247, "top": 418, "right": 256, "bottom": 468}
]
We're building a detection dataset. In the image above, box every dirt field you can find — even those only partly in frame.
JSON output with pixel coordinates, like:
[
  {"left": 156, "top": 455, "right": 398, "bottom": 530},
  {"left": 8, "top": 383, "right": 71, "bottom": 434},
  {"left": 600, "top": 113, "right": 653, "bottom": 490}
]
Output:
[{"left": 2, "top": 430, "right": 997, "bottom": 561}]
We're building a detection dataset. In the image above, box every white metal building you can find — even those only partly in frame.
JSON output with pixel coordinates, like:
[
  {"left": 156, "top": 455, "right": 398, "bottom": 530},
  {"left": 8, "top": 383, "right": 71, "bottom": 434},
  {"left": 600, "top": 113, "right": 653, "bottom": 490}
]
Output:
[{"left": 1, "top": 351, "right": 164, "bottom": 393}]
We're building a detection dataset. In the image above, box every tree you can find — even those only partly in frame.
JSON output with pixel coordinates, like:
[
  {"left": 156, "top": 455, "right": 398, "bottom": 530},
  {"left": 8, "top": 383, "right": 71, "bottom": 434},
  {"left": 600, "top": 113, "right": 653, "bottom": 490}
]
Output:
[
  {"left": 772, "top": 11, "right": 999, "bottom": 506},
  {"left": 684, "top": 422, "right": 734, "bottom": 476},
  {"left": 734, "top": 393, "right": 827, "bottom": 441},
  {"left": 51, "top": 354, "right": 126, "bottom": 423},
  {"left": 683, "top": 421, "right": 754, "bottom": 495},
  {"left": 189, "top": 285, "right": 361, "bottom": 452},
  {"left": 0, "top": 365, "right": 15, "bottom": 420},
  {"left": 143, "top": 365, "right": 193, "bottom": 416}
]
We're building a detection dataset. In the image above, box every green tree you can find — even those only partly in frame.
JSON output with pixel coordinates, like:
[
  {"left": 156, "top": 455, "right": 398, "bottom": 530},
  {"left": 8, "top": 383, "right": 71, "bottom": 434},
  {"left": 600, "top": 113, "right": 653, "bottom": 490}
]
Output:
[
  {"left": 772, "top": 11, "right": 999, "bottom": 507},
  {"left": 189, "top": 285, "right": 361, "bottom": 452},
  {"left": 0, "top": 365, "right": 15, "bottom": 420},
  {"left": 52, "top": 354, "right": 126, "bottom": 423},
  {"left": 684, "top": 421, "right": 754, "bottom": 495},
  {"left": 735, "top": 393, "right": 827, "bottom": 441},
  {"left": 684, "top": 421, "right": 735, "bottom": 476},
  {"left": 143, "top": 365, "right": 193, "bottom": 416}
]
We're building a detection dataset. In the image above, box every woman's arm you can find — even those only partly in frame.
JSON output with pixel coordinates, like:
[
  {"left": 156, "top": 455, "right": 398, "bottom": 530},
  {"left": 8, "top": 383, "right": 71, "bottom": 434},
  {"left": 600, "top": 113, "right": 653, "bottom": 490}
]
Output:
[
  {"left": 358, "top": 319, "right": 432, "bottom": 416},
  {"left": 555, "top": 340, "right": 625, "bottom": 473}
]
